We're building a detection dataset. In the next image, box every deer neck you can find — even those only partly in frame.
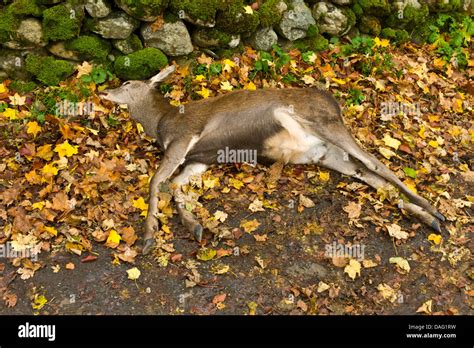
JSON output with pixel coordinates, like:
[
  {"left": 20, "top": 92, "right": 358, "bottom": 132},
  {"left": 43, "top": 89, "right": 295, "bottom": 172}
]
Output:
[{"left": 127, "top": 91, "right": 173, "bottom": 139}]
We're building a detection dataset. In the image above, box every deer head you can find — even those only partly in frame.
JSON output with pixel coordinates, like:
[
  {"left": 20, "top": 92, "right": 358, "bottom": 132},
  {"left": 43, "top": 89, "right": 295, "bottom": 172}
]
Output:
[
  {"left": 100, "top": 65, "right": 176, "bottom": 105},
  {"left": 99, "top": 65, "right": 176, "bottom": 138}
]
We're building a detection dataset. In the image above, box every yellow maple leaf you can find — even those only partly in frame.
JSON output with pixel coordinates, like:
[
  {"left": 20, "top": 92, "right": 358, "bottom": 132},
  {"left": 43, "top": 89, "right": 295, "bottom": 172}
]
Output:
[
  {"left": 54, "top": 140, "right": 78, "bottom": 158},
  {"left": 36, "top": 144, "right": 53, "bottom": 160},
  {"left": 220, "top": 81, "right": 233, "bottom": 91},
  {"left": 243, "top": 5, "right": 253, "bottom": 14},
  {"left": 133, "top": 197, "right": 148, "bottom": 211},
  {"left": 428, "top": 233, "right": 442, "bottom": 245},
  {"left": 42, "top": 163, "right": 58, "bottom": 176},
  {"left": 222, "top": 59, "right": 235, "bottom": 72},
  {"left": 0, "top": 83, "right": 6, "bottom": 93},
  {"left": 194, "top": 74, "right": 206, "bottom": 82},
  {"left": 319, "top": 171, "right": 330, "bottom": 182},
  {"left": 32, "top": 201, "right": 45, "bottom": 210},
  {"left": 373, "top": 37, "right": 389, "bottom": 48},
  {"left": 428, "top": 140, "right": 439, "bottom": 148},
  {"left": 244, "top": 81, "right": 256, "bottom": 90},
  {"left": 240, "top": 219, "right": 260, "bottom": 233},
  {"left": 2, "top": 108, "right": 18, "bottom": 120},
  {"left": 26, "top": 121, "right": 42, "bottom": 138},
  {"left": 418, "top": 125, "right": 426, "bottom": 139},
  {"left": 197, "top": 87, "right": 210, "bottom": 99},
  {"left": 229, "top": 178, "right": 244, "bottom": 190},
  {"left": 106, "top": 229, "right": 121, "bottom": 247},
  {"left": 43, "top": 226, "right": 58, "bottom": 236}
]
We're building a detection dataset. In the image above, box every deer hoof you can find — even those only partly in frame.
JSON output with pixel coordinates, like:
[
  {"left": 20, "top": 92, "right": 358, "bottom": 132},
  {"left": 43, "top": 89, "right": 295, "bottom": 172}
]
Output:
[
  {"left": 434, "top": 211, "right": 445, "bottom": 222},
  {"left": 193, "top": 224, "right": 203, "bottom": 242},
  {"left": 431, "top": 219, "right": 442, "bottom": 233},
  {"left": 142, "top": 238, "right": 155, "bottom": 255}
]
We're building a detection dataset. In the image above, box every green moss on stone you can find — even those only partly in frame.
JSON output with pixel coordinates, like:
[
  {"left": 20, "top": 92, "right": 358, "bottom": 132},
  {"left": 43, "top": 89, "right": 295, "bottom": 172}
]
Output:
[
  {"left": 6, "top": 0, "right": 43, "bottom": 17},
  {"left": 9, "top": 80, "right": 38, "bottom": 93},
  {"left": 293, "top": 33, "right": 328, "bottom": 52},
  {"left": 306, "top": 24, "right": 319, "bottom": 38},
  {"left": 216, "top": 0, "right": 260, "bottom": 34},
  {"left": 359, "top": 16, "right": 381, "bottom": 36},
  {"left": 195, "top": 27, "right": 232, "bottom": 46},
  {"left": 114, "top": 34, "right": 144, "bottom": 54},
  {"left": 115, "top": 0, "right": 168, "bottom": 19},
  {"left": 0, "top": 10, "right": 18, "bottom": 43},
  {"left": 169, "top": 0, "right": 218, "bottom": 22},
  {"left": 354, "top": 0, "right": 389, "bottom": 16},
  {"left": 433, "top": 0, "right": 461, "bottom": 12},
  {"left": 381, "top": 28, "right": 409, "bottom": 43},
  {"left": 387, "top": 3, "right": 429, "bottom": 30},
  {"left": 114, "top": 48, "right": 168, "bottom": 80},
  {"left": 259, "top": 0, "right": 285, "bottom": 28},
  {"left": 343, "top": 8, "right": 357, "bottom": 29},
  {"left": 42, "top": 4, "right": 83, "bottom": 41},
  {"left": 66, "top": 35, "right": 111, "bottom": 61},
  {"left": 25, "top": 55, "right": 75, "bottom": 86}
]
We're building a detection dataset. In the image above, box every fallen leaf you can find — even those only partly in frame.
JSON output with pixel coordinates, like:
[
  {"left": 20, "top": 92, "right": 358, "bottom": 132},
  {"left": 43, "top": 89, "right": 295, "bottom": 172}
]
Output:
[
  {"left": 344, "top": 259, "right": 361, "bottom": 280},
  {"left": 389, "top": 257, "right": 410, "bottom": 273},
  {"left": 127, "top": 267, "right": 141, "bottom": 280}
]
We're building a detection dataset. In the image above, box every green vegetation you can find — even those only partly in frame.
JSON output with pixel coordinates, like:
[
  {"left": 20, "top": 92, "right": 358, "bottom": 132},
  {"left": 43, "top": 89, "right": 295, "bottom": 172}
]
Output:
[
  {"left": 381, "top": 28, "right": 409, "bottom": 44},
  {"left": 6, "top": 0, "right": 43, "bottom": 17},
  {"left": 42, "top": 4, "right": 82, "bottom": 41},
  {"left": 0, "top": 10, "right": 17, "bottom": 42},
  {"left": 114, "top": 48, "right": 168, "bottom": 80},
  {"left": 359, "top": 16, "right": 381, "bottom": 36},
  {"left": 66, "top": 35, "right": 111, "bottom": 61},
  {"left": 169, "top": 0, "right": 218, "bottom": 22},
  {"left": 216, "top": 0, "right": 260, "bottom": 34},
  {"left": 115, "top": 0, "right": 168, "bottom": 19},
  {"left": 259, "top": 0, "right": 285, "bottom": 28},
  {"left": 9, "top": 80, "right": 38, "bottom": 94},
  {"left": 25, "top": 55, "right": 75, "bottom": 86}
]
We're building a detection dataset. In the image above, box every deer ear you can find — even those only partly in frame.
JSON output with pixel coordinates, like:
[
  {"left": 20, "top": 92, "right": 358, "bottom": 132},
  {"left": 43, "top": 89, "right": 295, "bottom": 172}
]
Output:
[{"left": 148, "top": 65, "right": 176, "bottom": 88}]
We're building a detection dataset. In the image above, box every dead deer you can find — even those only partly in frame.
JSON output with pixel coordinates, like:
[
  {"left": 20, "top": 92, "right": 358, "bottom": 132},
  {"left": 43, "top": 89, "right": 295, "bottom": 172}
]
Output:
[{"left": 100, "top": 65, "right": 445, "bottom": 254}]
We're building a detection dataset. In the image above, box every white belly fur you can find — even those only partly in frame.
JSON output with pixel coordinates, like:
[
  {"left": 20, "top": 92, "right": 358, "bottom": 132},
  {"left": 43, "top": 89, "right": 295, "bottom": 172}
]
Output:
[{"left": 263, "top": 108, "right": 328, "bottom": 164}]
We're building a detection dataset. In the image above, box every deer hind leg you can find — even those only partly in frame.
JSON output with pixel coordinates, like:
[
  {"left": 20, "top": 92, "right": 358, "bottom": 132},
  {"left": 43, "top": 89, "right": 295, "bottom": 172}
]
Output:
[
  {"left": 316, "top": 144, "right": 442, "bottom": 232},
  {"left": 327, "top": 130, "right": 444, "bottom": 222},
  {"left": 171, "top": 163, "right": 208, "bottom": 242}
]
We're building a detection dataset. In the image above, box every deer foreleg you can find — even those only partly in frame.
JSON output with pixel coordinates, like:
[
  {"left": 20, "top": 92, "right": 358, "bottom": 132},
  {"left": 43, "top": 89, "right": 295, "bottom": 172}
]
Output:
[
  {"left": 171, "top": 163, "right": 208, "bottom": 242},
  {"left": 143, "top": 137, "right": 199, "bottom": 254}
]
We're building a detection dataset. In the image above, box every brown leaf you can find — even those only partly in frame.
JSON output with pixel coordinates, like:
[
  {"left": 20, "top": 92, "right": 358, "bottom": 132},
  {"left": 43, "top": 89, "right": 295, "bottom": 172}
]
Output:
[
  {"left": 121, "top": 226, "right": 137, "bottom": 246},
  {"left": 212, "top": 293, "right": 226, "bottom": 304},
  {"left": 4, "top": 292, "right": 17, "bottom": 307},
  {"left": 81, "top": 255, "right": 98, "bottom": 263},
  {"left": 150, "top": 15, "right": 164, "bottom": 32}
]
